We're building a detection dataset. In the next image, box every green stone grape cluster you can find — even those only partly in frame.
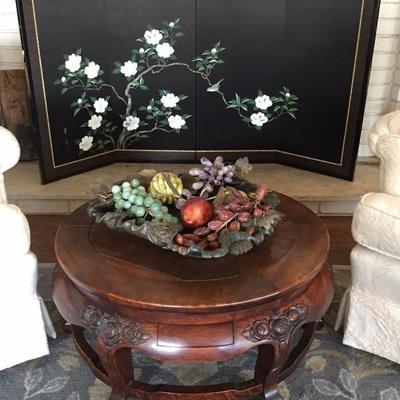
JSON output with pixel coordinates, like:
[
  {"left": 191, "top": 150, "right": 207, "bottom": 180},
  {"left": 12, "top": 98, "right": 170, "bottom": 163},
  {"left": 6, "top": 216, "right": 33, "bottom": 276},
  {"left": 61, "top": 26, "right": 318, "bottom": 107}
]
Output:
[{"left": 111, "top": 179, "right": 179, "bottom": 225}]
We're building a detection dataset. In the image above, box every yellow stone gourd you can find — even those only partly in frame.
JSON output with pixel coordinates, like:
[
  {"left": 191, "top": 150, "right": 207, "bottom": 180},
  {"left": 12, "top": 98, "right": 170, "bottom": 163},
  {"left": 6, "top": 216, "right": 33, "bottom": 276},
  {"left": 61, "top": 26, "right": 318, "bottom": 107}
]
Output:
[{"left": 149, "top": 172, "right": 183, "bottom": 204}]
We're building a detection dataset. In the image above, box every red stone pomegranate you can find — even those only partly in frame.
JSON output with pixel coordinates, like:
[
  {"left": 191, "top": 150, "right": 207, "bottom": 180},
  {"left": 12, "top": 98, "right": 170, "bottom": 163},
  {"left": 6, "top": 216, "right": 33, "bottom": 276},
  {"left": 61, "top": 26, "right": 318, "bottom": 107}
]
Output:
[{"left": 180, "top": 197, "right": 213, "bottom": 229}]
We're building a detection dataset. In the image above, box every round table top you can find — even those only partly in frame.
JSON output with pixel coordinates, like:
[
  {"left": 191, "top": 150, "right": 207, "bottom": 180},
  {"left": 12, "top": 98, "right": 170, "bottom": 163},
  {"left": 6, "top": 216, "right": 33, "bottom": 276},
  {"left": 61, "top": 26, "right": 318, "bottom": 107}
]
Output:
[{"left": 55, "top": 194, "right": 330, "bottom": 313}]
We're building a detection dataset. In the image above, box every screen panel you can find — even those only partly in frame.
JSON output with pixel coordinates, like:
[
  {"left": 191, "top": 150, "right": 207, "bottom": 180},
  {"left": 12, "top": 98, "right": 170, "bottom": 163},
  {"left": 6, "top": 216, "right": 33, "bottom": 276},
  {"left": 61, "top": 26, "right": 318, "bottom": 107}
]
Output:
[
  {"left": 195, "top": 0, "right": 380, "bottom": 179},
  {"left": 18, "top": 0, "right": 380, "bottom": 182},
  {"left": 19, "top": 0, "right": 197, "bottom": 181}
]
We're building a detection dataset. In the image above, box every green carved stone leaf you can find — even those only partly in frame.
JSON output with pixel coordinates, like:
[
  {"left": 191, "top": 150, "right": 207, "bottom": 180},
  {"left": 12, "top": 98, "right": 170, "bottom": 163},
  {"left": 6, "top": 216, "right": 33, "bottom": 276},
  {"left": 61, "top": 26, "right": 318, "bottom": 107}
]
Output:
[
  {"left": 229, "top": 240, "right": 253, "bottom": 256},
  {"left": 258, "top": 210, "right": 283, "bottom": 234}
]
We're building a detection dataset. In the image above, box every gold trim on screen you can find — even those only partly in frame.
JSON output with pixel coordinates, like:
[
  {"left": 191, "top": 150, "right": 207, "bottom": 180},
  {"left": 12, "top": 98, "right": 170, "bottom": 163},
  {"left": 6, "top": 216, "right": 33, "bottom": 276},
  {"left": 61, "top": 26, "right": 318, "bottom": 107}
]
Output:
[{"left": 31, "top": 0, "right": 366, "bottom": 169}]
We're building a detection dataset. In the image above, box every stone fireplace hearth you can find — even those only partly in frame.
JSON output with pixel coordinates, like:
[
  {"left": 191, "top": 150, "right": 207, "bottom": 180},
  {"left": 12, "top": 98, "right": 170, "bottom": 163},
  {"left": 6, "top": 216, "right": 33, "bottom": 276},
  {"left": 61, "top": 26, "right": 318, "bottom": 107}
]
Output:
[{"left": 4, "top": 160, "right": 379, "bottom": 215}]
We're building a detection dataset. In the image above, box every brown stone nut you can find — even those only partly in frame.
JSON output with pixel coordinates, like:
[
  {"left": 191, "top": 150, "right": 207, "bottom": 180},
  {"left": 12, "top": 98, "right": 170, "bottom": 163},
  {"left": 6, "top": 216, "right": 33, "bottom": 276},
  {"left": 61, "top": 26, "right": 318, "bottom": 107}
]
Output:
[
  {"left": 208, "top": 241, "right": 220, "bottom": 250},
  {"left": 238, "top": 212, "right": 251, "bottom": 223},
  {"left": 229, "top": 186, "right": 245, "bottom": 199},
  {"left": 242, "top": 202, "right": 253, "bottom": 211},
  {"left": 214, "top": 205, "right": 226, "bottom": 214},
  {"left": 229, "top": 221, "right": 241, "bottom": 231},
  {"left": 193, "top": 227, "right": 210, "bottom": 237},
  {"left": 208, "top": 219, "right": 223, "bottom": 231},
  {"left": 217, "top": 210, "right": 235, "bottom": 221},
  {"left": 198, "top": 239, "right": 209, "bottom": 250},
  {"left": 206, "top": 233, "right": 218, "bottom": 242},
  {"left": 253, "top": 208, "right": 264, "bottom": 218},
  {"left": 175, "top": 233, "right": 185, "bottom": 246},
  {"left": 182, "top": 239, "right": 195, "bottom": 247},
  {"left": 182, "top": 233, "right": 200, "bottom": 243},
  {"left": 229, "top": 202, "right": 244, "bottom": 212},
  {"left": 175, "top": 234, "right": 195, "bottom": 247}
]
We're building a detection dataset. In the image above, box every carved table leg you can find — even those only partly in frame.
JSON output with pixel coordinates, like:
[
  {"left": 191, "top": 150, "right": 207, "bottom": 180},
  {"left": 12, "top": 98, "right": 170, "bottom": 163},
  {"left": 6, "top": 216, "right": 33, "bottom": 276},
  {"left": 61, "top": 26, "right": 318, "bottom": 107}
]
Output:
[
  {"left": 316, "top": 319, "right": 324, "bottom": 331},
  {"left": 64, "top": 321, "right": 72, "bottom": 334},
  {"left": 96, "top": 340, "right": 134, "bottom": 400},
  {"left": 263, "top": 385, "right": 283, "bottom": 400},
  {"left": 255, "top": 343, "right": 289, "bottom": 400},
  {"left": 78, "top": 305, "right": 150, "bottom": 399},
  {"left": 242, "top": 304, "right": 311, "bottom": 399}
]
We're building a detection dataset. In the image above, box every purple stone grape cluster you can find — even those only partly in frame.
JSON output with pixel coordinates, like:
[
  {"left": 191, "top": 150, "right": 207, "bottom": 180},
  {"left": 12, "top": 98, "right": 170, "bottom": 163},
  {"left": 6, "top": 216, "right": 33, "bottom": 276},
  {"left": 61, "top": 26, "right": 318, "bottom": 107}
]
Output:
[{"left": 189, "top": 156, "right": 236, "bottom": 197}]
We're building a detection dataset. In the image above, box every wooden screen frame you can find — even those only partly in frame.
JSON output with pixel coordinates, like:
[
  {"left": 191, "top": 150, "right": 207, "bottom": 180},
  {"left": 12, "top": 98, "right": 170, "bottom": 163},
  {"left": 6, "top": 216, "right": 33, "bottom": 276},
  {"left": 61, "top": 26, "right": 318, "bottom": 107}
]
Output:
[{"left": 17, "top": 0, "right": 381, "bottom": 183}]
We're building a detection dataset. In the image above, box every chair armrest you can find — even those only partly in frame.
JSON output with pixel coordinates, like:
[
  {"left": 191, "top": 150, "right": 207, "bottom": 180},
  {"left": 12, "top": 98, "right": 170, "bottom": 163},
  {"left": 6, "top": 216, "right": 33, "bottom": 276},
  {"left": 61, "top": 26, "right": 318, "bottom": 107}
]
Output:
[
  {"left": 0, "top": 127, "right": 20, "bottom": 174},
  {"left": 375, "top": 134, "right": 400, "bottom": 197},
  {"left": 369, "top": 111, "right": 400, "bottom": 197},
  {"left": 0, "top": 203, "right": 31, "bottom": 256}
]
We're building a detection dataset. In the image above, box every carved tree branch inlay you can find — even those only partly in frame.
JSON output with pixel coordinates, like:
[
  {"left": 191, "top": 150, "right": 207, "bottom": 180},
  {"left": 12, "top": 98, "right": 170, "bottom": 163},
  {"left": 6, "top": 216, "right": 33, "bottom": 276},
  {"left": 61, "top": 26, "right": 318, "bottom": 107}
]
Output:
[
  {"left": 242, "top": 304, "right": 308, "bottom": 343},
  {"left": 82, "top": 305, "right": 150, "bottom": 347},
  {"left": 54, "top": 18, "right": 299, "bottom": 154}
]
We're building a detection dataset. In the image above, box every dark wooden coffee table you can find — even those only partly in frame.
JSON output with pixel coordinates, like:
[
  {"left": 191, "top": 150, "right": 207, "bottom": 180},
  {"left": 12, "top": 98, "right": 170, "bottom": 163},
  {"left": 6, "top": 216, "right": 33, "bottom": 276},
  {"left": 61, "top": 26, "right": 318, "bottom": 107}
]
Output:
[{"left": 53, "top": 194, "right": 333, "bottom": 400}]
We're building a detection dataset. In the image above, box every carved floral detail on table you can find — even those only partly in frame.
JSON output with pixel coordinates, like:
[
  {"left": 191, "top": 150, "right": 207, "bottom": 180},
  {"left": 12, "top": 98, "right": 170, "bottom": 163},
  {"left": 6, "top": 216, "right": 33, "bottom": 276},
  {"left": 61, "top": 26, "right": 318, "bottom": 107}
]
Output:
[
  {"left": 242, "top": 304, "right": 308, "bottom": 342},
  {"left": 82, "top": 305, "right": 150, "bottom": 347},
  {"left": 54, "top": 18, "right": 299, "bottom": 154}
]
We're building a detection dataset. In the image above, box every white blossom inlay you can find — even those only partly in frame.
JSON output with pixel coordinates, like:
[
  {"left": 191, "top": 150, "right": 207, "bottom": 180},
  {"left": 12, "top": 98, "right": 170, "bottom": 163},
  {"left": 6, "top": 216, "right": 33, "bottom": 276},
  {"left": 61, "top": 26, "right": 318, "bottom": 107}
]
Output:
[
  {"left": 84, "top": 61, "right": 100, "bottom": 79},
  {"left": 250, "top": 112, "right": 268, "bottom": 127},
  {"left": 79, "top": 136, "right": 93, "bottom": 151},
  {"left": 93, "top": 98, "right": 108, "bottom": 114},
  {"left": 255, "top": 95, "right": 273, "bottom": 110},
  {"left": 156, "top": 43, "right": 174, "bottom": 59},
  {"left": 88, "top": 115, "right": 102, "bottom": 130},
  {"left": 65, "top": 54, "right": 81, "bottom": 72},
  {"left": 168, "top": 115, "right": 185, "bottom": 130},
  {"left": 123, "top": 115, "right": 140, "bottom": 131},
  {"left": 121, "top": 61, "right": 138, "bottom": 78},
  {"left": 144, "top": 29, "right": 163, "bottom": 45},
  {"left": 161, "top": 93, "right": 179, "bottom": 108}
]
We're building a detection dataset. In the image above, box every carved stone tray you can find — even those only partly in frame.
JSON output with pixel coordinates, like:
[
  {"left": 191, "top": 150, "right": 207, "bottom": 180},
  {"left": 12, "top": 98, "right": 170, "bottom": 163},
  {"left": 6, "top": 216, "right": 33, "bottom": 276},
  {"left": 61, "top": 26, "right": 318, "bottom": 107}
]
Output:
[{"left": 87, "top": 179, "right": 283, "bottom": 259}]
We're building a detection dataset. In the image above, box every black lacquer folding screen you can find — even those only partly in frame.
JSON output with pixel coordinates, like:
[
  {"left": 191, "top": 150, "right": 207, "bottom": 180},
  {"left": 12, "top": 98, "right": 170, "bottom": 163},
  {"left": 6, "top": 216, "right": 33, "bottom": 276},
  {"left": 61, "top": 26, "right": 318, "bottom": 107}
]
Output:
[{"left": 17, "top": 0, "right": 380, "bottom": 182}]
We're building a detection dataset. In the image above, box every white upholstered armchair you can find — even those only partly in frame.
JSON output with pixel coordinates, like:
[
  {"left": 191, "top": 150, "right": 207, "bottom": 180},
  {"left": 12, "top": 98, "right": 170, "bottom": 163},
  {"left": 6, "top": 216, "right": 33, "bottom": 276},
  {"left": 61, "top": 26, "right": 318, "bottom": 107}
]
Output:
[
  {"left": 0, "top": 126, "right": 54, "bottom": 370},
  {"left": 336, "top": 111, "right": 400, "bottom": 364}
]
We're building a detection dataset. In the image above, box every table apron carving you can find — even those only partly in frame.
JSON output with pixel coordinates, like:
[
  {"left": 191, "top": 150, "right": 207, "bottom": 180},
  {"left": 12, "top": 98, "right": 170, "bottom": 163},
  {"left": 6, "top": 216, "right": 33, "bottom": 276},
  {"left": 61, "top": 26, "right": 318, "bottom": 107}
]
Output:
[
  {"left": 242, "top": 303, "right": 308, "bottom": 343},
  {"left": 82, "top": 305, "right": 151, "bottom": 347}
]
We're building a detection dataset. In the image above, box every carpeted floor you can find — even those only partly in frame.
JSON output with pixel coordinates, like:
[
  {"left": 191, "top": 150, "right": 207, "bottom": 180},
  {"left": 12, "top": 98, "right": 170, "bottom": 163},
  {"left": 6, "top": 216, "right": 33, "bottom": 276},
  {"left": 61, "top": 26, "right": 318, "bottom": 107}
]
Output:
[{"left": 1, "top": 266, "right": 399, "bottom": 400}]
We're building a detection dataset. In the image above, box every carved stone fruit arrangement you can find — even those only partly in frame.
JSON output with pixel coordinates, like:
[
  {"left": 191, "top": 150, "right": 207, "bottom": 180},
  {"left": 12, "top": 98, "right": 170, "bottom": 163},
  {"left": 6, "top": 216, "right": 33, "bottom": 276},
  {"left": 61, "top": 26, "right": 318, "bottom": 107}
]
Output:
[{"left": 88, "top": 156, "right": 283, "bottom": 259}]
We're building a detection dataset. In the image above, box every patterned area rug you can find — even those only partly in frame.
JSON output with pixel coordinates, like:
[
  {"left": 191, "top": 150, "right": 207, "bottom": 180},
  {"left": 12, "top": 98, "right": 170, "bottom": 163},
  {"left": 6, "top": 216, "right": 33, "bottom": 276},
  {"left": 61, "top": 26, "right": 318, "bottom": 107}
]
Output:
[
  {"left": 1, "top": 326, "right": 400, "bottom": 400},
  {"left": 1, "top": 265, "right": 399, "bottom": 400}
]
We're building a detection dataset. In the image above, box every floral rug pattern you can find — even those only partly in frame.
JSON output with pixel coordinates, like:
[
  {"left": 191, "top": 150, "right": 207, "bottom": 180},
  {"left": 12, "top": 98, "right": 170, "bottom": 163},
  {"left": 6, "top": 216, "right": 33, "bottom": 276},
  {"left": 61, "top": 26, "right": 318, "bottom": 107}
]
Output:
[{"left": 1, "top": 325, "right": 399, "bottom": 400}]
